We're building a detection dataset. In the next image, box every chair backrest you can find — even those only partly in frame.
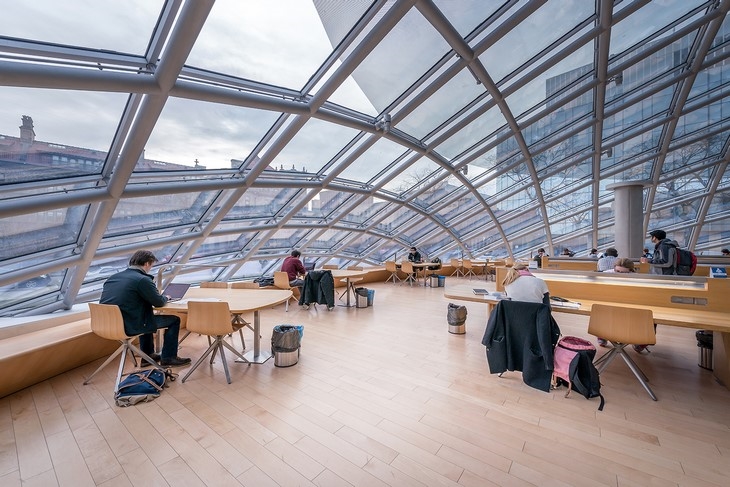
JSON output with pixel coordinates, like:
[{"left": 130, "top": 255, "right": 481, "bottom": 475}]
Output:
[
  {"left": 504, "top": 257, "right": 514, "bottom": 267},
  {"left": 322, "top": 264, "right": 338, "bottom": 270},
  {"left": 401, "top": 261, "right": 414, "bottom": 273},
  {"left": 385, "top": 261, "right": 398, "bottom": 272},
  {"left": 273, "top": 271, "right": 291, "bottom": 290},
  {"left": 200, "top": 281, "right": 228, "bottom": 289},
  {"left": 89, "top": 303, "right": 129, "bottom": 340},
  {"left": 588, "top": 304, "right": 656, "bottom": 345},
  {"left": 347, "top": 265, "right": 363, "bottom": 271},
  {"left": 186, "top": 301, "right": 233, "bottom": 336},
  {"left": 463, "top": 259, "right": 473, "bottom": 269},
  {"left": 230, "top": 281, "right": 260, "bottom": 289},
  {"left": 450, "top": 258, "right": 461, "bottom": 268}
]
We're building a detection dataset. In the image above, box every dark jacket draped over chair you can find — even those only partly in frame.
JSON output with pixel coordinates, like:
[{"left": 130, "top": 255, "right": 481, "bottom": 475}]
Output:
[
  {"left": 481, "top": 300, "right": 560, "bottom": 392},
  {"left": 298, "top": 270, "right": 335, "bottom": 308}
]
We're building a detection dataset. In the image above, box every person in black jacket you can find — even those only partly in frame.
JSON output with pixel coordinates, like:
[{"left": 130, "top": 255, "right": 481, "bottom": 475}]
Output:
[{"left": 100, "top": 250, "right": 190, "bottom": 367}]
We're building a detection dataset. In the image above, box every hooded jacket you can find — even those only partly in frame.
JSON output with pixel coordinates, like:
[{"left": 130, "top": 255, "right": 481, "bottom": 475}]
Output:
[{"left": 649, "top": 238, "right": 680, "bottom": 275}]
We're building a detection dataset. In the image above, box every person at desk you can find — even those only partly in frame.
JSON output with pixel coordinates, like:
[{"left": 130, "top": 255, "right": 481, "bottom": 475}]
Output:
[
  {"left": 722, "top": 248, "right": 729, "bottom": 256},
  {"left": 282, "top": 249, "right": 306, "bottom": 287},
  {"left": 589, "top": 248, "right": 599, "bottom": 259},
  {"left": 407, "top": 246, "right": 422, "bottom": 263},
  {"left": 533, "top": 248, "right": 547, "bottom": 268},
  {"left": 502, "top": 263, "right": 549, "bottom": 304},
  {"left": 642, "top": 248, "right": 653, "bottom": 259},
  {"left": 100, "top": 250, "right": 191, "bottom": 367},
  {"left": 597, "top": 247, "right": 618, "bottom": 272}
]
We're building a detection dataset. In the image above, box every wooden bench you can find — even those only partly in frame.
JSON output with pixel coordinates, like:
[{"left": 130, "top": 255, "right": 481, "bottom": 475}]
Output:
[{"left": 0, "top": 311, "right": 118, "bottom": 398}]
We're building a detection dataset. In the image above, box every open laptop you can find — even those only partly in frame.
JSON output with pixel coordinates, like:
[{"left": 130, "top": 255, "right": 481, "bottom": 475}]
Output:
[{"left": 163, "top": 282, "right": 191, "bottom": 302}]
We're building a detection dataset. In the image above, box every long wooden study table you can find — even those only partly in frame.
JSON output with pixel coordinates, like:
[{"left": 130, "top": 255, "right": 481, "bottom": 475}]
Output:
[
  {"left": 159, "top": 287, "right": 292, "bottom": 364},
  {"left": 445, "top": 269, "right": 730, "bottom": 388}
]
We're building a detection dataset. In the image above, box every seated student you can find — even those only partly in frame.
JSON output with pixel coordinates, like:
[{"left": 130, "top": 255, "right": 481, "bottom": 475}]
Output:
[
  {"left": 597, "top": 247, "right": 618, "bottom": 271},
  {"left": 502, "top": 263, "right": 549, "bottom": 304},
  {"left": 722, "top": 248, "right": 730, "bottom": 257},
  {"left": 589, "top": 248, "right": 599, "bottom": 259},
  {"left": 642, "top": 248, "right": 653, "bottom": 259},
  {"left": 561, "top": 248, "right": 575, "bottom": 257},
  {"left": 407, "top": 246, "right": 422, "bottom": 263},
  {"left": 281, "top": 250, "right": 306, "bottom": 287}
]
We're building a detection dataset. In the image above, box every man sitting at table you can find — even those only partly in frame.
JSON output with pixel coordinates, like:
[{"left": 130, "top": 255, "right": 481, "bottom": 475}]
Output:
[
  {"left": 100, "top": 250, "right": 191, "bottom": 367},
  {"left": 282, "top": 250, "right": 306, "bottom": 287},
  {"left": 407, "top": 246, "right": 422, "bottom": 263}
]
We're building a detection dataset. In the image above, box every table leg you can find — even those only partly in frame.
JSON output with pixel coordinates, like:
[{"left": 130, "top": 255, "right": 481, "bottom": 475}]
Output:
[
  {"left": 339, "top": 278, "right": 355, "bottom": 307},
  {"left": 239, "top": 310, "right": 272, "bottom": 364}
]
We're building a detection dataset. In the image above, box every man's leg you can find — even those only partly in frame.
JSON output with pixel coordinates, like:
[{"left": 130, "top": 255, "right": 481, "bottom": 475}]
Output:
[
  {"left": 155, "top": 314, "right": 182, "bottom": 360},
  {"left": 138, "top": 333, "right": 156, "bottom": 356}
]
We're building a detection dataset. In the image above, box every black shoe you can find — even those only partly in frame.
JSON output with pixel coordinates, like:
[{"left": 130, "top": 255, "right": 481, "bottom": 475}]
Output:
[
  {"left": 161, "top": 356, "right": 192, "bottom": 367},
  {"left": 141, "top": 353, "right": 161, "bottom": 367}
]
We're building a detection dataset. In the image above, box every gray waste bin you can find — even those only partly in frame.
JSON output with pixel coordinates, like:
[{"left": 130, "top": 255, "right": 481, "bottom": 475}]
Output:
[
  {"left": 696, "top": 330, "right": 713, "bottom": 370},
  {"left": 355, "top": 287, "right": 369, "bottom": 308},
  {"left": 271, "top": 324, "right": 302, "bottom": 367},
  {"left": 447, "top": 303, "right": 467, "bottom": 334},
  {"left": 429, "top": 275, "right": 439, "bottom": 287}
]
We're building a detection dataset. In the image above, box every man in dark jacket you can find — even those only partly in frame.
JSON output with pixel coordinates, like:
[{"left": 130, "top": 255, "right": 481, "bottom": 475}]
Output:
[
  {"left": 646, "top": 229, "right": 680, "bottom": 275},
  {"left": 100, "top": 250, "right": 190, "bottom": 367}
]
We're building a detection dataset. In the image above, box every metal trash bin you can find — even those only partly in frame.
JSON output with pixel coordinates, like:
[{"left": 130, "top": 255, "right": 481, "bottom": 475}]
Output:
[
  {"left": 437, "top": 275, "right": 445, "bottom": 287},
  {"left": 447, "top": 302, "right": 467, "bottom": 334},
  {"left": 271, "top": 324, "right": 302, "bottom": 367},
  {"left": 429, "top": 275, "right": 439, "bottom": 287},
  {"left": 696, "top": 330, "right": 713, "bottom": 370},
  {"left": 367, "top": 289, "right": 375, "bottom": 306},
  {"left": 355, "top": 287, "right": 369, "bottom": 308}
]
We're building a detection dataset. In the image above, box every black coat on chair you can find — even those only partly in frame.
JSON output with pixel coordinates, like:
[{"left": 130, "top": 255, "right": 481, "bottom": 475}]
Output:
[
  {"left": 298, "top": 270, "right": 335, "bottom": 308},
  {"left": 481, "top": 300, "right": 560, "bottom": 392}
]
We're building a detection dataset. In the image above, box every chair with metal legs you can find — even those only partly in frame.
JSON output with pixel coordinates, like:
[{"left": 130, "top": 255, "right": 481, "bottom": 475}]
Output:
[
  {"left": 84, "top": 303, "right": 165, "bottom": 393},
  {"left": 385, "top": 260, "right": 403, "bottom": 284},
  {"left": 400, "top": 261, "right": 417, "bottom": 286},
  {"left": 274, "top": 271, "right": 300, "bottom": 311},
  {"left": 588, "top": 304, "right": 657, "bottom": 400},
  {"left": 450, "top": 258, "right": 464, "bottom": 277},
  {"left": 181, "top": 301, "right": 251, "bottom": 384}
]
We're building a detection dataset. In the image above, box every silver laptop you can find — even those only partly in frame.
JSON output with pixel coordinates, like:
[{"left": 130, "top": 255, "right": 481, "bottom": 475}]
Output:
[{"left": 163, "top": 282, "right": 190, "bottom": 301}]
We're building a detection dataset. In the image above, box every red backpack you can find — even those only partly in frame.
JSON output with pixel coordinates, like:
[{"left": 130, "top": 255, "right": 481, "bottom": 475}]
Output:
[{"left": 674, "top": 248, "right": 697, "bottom": 276}]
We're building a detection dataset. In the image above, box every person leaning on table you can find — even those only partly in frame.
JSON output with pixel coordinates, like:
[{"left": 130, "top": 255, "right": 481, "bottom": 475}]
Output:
[
  {"left": 502, "top": 263, "right": 549, "bottom": 304},
  {"left": 100, "top": 250, "right": 191, "bottom": 367}
]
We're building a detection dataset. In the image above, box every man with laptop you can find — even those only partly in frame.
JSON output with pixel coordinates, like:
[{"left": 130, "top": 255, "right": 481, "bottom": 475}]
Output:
[{"left": 100, "top": 250, "right": 191, "bottom": 367}]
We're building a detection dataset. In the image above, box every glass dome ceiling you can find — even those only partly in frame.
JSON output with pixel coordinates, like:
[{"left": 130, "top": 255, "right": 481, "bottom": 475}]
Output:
[{"left": 1, "top": 0, "right": 730, "bottom": 316}]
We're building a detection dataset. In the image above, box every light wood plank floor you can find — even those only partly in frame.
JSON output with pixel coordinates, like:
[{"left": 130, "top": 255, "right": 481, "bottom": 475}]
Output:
[{"left": 2, "top": 277, "right": 730, "bottom": 486}]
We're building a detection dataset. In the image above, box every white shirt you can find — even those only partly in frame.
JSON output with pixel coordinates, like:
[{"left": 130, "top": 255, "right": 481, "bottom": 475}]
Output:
[
  {"left": 597, "top": 255, "right": 617, "bottom": 272},
  {"left": 504, "top": 275, "right": 549, "bottom": 303}
]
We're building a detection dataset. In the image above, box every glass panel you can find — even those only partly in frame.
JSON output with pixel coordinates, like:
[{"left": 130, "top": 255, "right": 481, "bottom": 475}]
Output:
[
  {"left": 0, "top": 89, "right": 127, "bottom": 184},
  {"left": 1, "top": 206, "right": 86, "bottom": 262},
  {"left": 434, "top": 0, "right": 504, "bottom": 37},
  {"left": 337, "top": 137, "right": 407, "bottom": 183},
  {"left": 480, "top": 0, "right": 594, "bottom": 84},
  {"left": 435, "top": 106, "right": 506, "bottom": 160},
  {"left": 603, "top": 87, "right": 674, "bottom": 139},
  {"left": 144, "top": 97, "right": 279, "bottom": 170},
  {"left": 107, "top": 192, "right": 217, "bottom": 236},
  {"left": 347, "top": 8, "right": 451, "bottom": 113},
  {"left": 2, "top": 0, "right": 163, "bottom": 54}
]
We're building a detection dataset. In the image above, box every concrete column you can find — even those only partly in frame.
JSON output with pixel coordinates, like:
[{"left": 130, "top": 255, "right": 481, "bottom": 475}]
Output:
[{"left": 607, "top": 181, "right": 650, "bottom": 258}]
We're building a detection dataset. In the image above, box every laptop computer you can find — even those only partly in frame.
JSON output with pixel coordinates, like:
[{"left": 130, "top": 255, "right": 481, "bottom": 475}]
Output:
[{"left": 163, "top": 282, "right": 191, "bottom": 302}]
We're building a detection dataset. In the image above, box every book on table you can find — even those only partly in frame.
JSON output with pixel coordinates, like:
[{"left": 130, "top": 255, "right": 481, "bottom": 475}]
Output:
[{"left": 472, "top": 288, "right": 489, "bottom": 295}]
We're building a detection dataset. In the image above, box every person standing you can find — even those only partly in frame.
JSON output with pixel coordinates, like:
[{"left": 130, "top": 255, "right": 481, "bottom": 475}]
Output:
[
  {"left": 642, "top": 229, "right": 680, "bottom": 275},
  {"left": 281, "top": 250, "right": 306, "bottom": 287},
  {"left": 100, "top": 250, "right": 190, "bottom": 367}
]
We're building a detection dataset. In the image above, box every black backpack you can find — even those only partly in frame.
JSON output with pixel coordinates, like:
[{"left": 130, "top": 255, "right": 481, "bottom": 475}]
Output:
[
  {"left": 674, "top": 247, "right": 697, "bottom": 276},
  {"left": 552, "top": 336, "right": 605, "bottom": 410}
]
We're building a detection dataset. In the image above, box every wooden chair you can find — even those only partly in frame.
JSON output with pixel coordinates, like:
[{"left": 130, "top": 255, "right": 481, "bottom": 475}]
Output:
[
  {"left": 588, "top": 304, "right": 657, "bottom": 400},
  {"left": 200, "top": 281, "right": 228, "bottom": 288},
  {"left": 230, "top": 281, "right": 260, "bottom": 289},
  {"left": 322, "top": 264, "right": 339, "bottom": 270},
  {"left": 385, "top": 261, "right": 403, "bottom": 284},
  {"left": 450, "top": 258, "right": 463, "bottom": 277},
  {"left": 400, "top": 261, "right": 416, "bottom": 286},
  {"left": 181, "top": 301, "right": 250, "bottom": 384},
  {"left": 274, "top": 271, "right": 299, "bottom": 311},
  {"left": 462, "top": 259, "right": 479, "bottom": 278},
  {"left": 84, "top": 303, "right": 165, "bottom": 393}
]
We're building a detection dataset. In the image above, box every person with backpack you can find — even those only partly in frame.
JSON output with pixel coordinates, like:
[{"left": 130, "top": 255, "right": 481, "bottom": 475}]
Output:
[{"left": 644, "top": 229, "right": 680, "bottom": 275}]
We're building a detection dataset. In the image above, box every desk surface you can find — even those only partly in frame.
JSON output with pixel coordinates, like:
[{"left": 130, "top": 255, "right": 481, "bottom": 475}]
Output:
[
  {"left": 329, "top": 269, "right": 369, "bottom": 279},
  {"left": 163, "top": 287, "right": 292, "bottom": 313},
  {"left": 444, "top": 285, "right": 730, "bottom": 332}
]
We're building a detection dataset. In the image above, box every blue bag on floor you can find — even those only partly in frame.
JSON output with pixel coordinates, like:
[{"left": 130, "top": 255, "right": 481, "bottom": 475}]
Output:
[{"left": 114, "top": 368, "right": 176, "bottom": 407}]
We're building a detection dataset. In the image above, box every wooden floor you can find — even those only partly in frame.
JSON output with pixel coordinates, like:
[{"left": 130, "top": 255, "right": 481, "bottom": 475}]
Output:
[{"left": 2, "top": 277, "right": 730, "bottom": 486}]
